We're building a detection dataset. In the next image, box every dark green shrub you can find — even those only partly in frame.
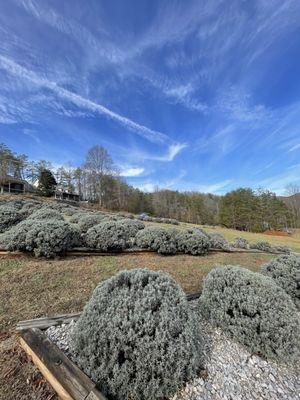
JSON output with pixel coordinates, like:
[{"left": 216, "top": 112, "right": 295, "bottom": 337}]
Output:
[
  {"left": 25, "top": 220, "right": 78, "bottom": 257},
  {"left": 0, "top": 205, "right": 23, "bottom": 233},
  {"left": 201, "top": 266, "right": 300, "bottom": 362},
  {"left": 71, "top": 269, "right": 203, "bottom": 400},
  {"left": 261, "top": 255, "right": 300, "bottom": 309},
  {"left": 176, "top": 228, "right": 210, "bottom": 255},
  {"left": 135, "top": 226, "right": 178, "bottom": 254}
]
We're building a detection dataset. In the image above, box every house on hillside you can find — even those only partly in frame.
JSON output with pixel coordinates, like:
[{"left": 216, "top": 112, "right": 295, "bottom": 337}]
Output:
[
  {"left": 54, "top": 189, "right": 80, "bottom": 203},
  {"left": 0, "top": 175, "right": 35, "bottom": 194}
]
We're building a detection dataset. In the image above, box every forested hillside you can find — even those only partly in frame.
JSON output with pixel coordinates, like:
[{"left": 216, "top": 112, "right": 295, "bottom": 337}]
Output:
[{"left": 1, "top": 143, "right": 299, "bottom": 231}]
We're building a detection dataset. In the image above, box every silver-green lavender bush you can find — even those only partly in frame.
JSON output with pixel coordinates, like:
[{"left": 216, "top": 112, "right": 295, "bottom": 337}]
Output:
[
  {"left": 261, "top": 255, "right": 300, "bottom": 309},
  {"left": 135, "top": 226, "right": 178, "bottom": 254},
  {"left": 25, "top": 220, "right": 78, "bottom": 257},
  {"left": 176, "top": 228, "right": 210, "bottom": 255},
  {"left": 71, "top": 269, "right": 204, "bottom": 400},
  {"left": 250, "top": 241, "right": 273, "bottom": 252},
  {"left": 27, "top": 208, "right": 64, "bottom": 221},
  {"left": 0, "top": 219, "right": 34, "bottom": 251},
  {"left": 0, "top": 205, "right": 23, "bottom": 233},
  {"left": 201, "top": 266, "right": 300, "bottom": 362},
  {"left": 78, "top": 214, "right": 105, "bottom": 233},
  {"left": 232, "top": 237, "right": 250, "bottom": 249},
  {"left": 208, "top": 233, "right": 231, "bottom": 250},
  {"left": 85, "top": 220, "right": 133, "bottom": 251}
]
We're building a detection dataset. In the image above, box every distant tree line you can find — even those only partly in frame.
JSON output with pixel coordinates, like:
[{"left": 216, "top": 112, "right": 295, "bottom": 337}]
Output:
[{"left": 0, "top": 143, "right": 299, "bottom": 231}]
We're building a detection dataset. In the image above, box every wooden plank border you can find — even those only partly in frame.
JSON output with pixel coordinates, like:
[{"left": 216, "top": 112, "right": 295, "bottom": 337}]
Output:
[
  {"left": 19, "top": 328, "right": 107, "bottom": 400},
  {"left": 0, "top": 248, "right": 291, "bottom": 257}
]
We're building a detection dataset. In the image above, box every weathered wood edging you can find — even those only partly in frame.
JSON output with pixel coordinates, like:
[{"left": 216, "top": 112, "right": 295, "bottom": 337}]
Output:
[
  {"left": 19, "top": 328, "right": 106, "bottom": 400},
  {"left": 0, "top": 247, "right": 291, "bottom": 258}
]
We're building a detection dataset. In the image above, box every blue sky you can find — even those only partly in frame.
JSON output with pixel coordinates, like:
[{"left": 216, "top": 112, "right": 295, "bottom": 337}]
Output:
[{"left": 1, "top": 0, "right": 300, "bottom": 194}]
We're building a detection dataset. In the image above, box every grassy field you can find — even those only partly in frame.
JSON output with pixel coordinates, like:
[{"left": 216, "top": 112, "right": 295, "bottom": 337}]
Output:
[
  {"left": 147, "top": 221, "right": 300, "bottom": 253},
  {"left": 0, "top": 251, "right": 275, "bottom": 400}
]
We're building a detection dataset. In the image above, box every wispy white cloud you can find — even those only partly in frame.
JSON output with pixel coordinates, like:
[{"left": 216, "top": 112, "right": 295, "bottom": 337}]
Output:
[
  {"left": 258, "top": 164, "right": 300, "bottom": 194},
  {"left": 216, "top": 87, "right": 271, "bottom": 123},
  {"left": 197, "top": 179, "right": 233, "bottom": 194},
  {"left": 155, "top": 143, "right": 187, "bottom": 161},
  {"left": 130, "top": 143, "right": 187, "bottom": 162},
  {"left": 135, "top": 170, "right": 186, "bottom": 192},
  {"left": 120, "top": 167, "right": 144, "bottom": 177},
  {"left": 0, "top": 55, "right": 173, "bottom": 145},
  {"left": 23, "top": 128, "right": 41, "bottom": 143},
  {"left": 288, "top": 143, "right": 300, "bottom": 152}
]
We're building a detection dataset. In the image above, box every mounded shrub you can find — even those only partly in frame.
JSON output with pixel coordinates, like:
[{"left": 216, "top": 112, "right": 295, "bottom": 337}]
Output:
[
  {"left": 135, "top": 226, "right": 178, "bottom": 254},
  {"left": 261, "top": 255, "right": 300, "bottom": 309},
  {"left": 176, "top": 228, "right": 210, "bottom": 255},
  {"left": 78, "top": 214, "right": 105, "bottom": 233},
  {"left": 25, "top": 220, "right": 78, "bottom": 257},
  {"left": 19, "top": 200, "right": 42, "bottom": 217},
  {"left": 209, "top": 233, "right": 231, "bottom": 251},
  {"left": 63, "top": 207, "right": 79, "bottom": 216},
  {"left": 250, "top": 241, "right": 273, "bottom": 252},
  {"left": 0, "top": 205, "right": 23, "bottom": 233},
  {"left": 71, "top": 269, "right": 204, "bottom": 400},
  {"left": 27, "top": 208, "right": 64, "bottom": 221},
  {"left": 69, "top": 212, "right": 89, "bottom": 224},
  {"left": 232, "top": 237, "right": 250, "bottom": 249},
  {"left": 85, "top": 221, "right": 132, "bottom": 251},
  {"left": 0, "top": 219, "right": 34, "bottom": 251},
  {"left": 201, "top": 266, "right": 300, "bottom": 362},
  {"left": 273, "top": 245, "right": 291, "bottom": 254},
  {"left": 117, "top": 212, "right": 134, "bottom": 219},
  {"left": 117, "top": 218, "right": 144, "bottom": 237}
]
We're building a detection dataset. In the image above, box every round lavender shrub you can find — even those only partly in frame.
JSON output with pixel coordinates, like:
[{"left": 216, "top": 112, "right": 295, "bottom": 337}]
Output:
[
  {"left": 0, "top": 219, "right": 34, "bottom": 251},
  {"left": 117, "top": 218, "right": 144, "bottom": 237},
  {"left": 71, "top": 269, "right": 204, "bottom": 400},
  {"left": 209, "top": 233, "right": 231, "bottom": 250},
  {"left": 0, "top": 205, "right": 23, "bottom": 233},
  {"left": 25, "top": 220, "right": 78, "bottom": 257},
  {"left": 27, "top": 208, "right": 64, "bottom": 221},
  {"left": 176, "top": 228, "right": 210, "bottom": 255},
  {"left": 85, "top": 221, "right": 131, "bottom": 251},
  {"left": 78, "top": 214, "right": 105, "bottom": 233},
  {"left": 250, "top": 241, "right": 273, "bottom": 252},
  {"left": 135, "top": 226, "right": 178, "bottom": 254},
  {"left": 201, "top": 266, "right": 300, "bottom": 362},
  {"left": 232, "top": 237, "right": 250, "bottom": 249},
  {"left": 261, "top": 255, "right": 300, "bottom": 309}
]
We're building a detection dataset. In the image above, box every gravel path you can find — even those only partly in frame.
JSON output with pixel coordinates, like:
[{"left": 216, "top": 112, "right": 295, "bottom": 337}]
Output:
[{"left": 45, "top": 304, "right": 300, "bottom": 400}]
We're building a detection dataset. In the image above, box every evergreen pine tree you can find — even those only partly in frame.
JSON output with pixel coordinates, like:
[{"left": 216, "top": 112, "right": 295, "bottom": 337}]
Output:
[{"left": 38, "top": 168, "right": 57, "bottom": 197}]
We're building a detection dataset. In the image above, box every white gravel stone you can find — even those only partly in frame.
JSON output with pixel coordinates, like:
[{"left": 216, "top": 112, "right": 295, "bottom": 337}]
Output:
[{"left": 45, "top": 302, "right": 300, "bottom": 400}]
